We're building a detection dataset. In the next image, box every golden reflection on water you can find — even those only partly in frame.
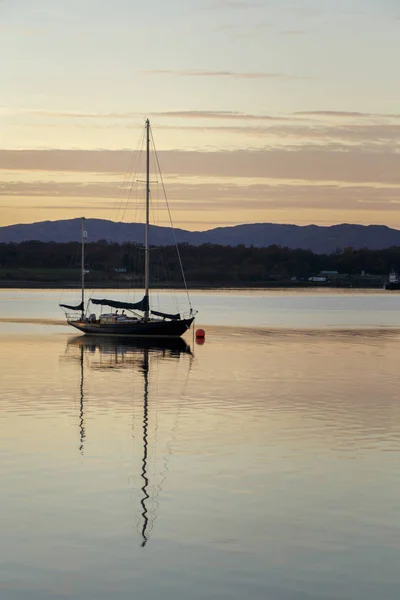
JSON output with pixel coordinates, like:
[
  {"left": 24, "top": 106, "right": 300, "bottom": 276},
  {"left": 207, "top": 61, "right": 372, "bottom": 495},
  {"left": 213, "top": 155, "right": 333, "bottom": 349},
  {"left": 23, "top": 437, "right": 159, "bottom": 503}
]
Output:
[
  {"left": 1, "top": 326, "right": 400, "bottom": 598},
  {"left": 0, "top": 317, "right": 68, "bottom": 326},
  {"left": 1, "top": 327, "right": 400, "bottom": 452}
]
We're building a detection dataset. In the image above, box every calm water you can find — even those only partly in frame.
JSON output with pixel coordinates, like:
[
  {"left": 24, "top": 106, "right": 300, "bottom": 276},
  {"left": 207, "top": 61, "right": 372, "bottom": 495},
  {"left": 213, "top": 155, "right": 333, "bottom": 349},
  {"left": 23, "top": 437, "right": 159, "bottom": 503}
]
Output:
[
  {"left": 1, "top": 289, "right": 400, "bottom": 599},
  {"left": 1, "top": 287, "right": 400, "bottom": 329}
]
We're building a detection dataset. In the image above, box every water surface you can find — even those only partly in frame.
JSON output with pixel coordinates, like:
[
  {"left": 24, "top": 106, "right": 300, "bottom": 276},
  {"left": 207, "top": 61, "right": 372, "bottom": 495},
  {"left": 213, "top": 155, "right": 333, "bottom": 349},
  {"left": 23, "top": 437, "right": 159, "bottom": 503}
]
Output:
[
  {"left": 0, "top": 290, "right": 399, "bottom": 599},
  {"left": 1, "top": 287, "right": 400, "bottom": 329}
]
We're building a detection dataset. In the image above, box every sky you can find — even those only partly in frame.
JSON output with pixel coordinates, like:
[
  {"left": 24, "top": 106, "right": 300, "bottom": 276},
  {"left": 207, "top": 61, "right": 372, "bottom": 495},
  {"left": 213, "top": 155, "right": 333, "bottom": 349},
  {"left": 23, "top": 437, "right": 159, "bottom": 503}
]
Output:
[{"left": 1, "top": 0, "right": 400, "bottom": 230}]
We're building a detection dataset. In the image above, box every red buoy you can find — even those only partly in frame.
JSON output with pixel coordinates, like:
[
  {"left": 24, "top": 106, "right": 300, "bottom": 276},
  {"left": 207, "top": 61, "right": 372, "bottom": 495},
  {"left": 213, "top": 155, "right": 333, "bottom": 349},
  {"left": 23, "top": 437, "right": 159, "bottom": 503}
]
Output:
[{"left": 196, "top": 328, "right": 205, "bottom": 339}]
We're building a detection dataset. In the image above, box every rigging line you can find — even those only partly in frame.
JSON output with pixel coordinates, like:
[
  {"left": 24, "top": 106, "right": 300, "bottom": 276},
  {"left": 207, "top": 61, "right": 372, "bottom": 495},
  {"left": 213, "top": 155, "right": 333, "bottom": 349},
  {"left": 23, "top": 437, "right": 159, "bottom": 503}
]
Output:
[
  {"left": 149, "top": 177, "right": 165, "bottom": 310},
  {"left": 128, "top": 352, "right": 142, "bottom": 496},
  {"left": 115, "top": 128, "right": 145, "bottom": 223},
  {"left": 128, "top": 127, "right": 148, "bottom": 226},
  {"left": 59, "top": 239, "right": 81, "bottom": 306},
  {"left": 159, "top": 244, "right": 178, "bottom": 311},
  {"left": 150, "top": 179, "right": 180, "bottom": 312},
  {"left": 128, "top": 124, "right": 151, "bottom": 244},
  {"left": 152, "top": 355, "right": 193, "bottom": 506},
  {"left": 153, "top": 353, "right": 162, "bottom": 474},
  {"left": 130, "top": 145, "right": 147, "bottom": 229},
  {"left": 120, "top": 130, "right": 146, "bottom": 224},
  {"left": 154, "top": 182, "right": 163, "bottom": 310},
  {"left": 114, "top": 154, "right": 135, "bottom": 223},
  {"left": 114, "top": 130, "right": 142, "bottom": 223},
  {"left": 150, "top": 128, "right": 193, "bottom": 312}
]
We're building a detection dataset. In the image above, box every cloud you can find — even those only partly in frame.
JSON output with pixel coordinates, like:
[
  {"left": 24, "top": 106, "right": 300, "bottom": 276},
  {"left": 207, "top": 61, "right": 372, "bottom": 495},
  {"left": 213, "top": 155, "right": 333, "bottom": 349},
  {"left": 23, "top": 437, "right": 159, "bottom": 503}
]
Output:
[
  {"left": 1, "top": 145, "right": 400, "bottom": 185},
  {"left": 1, "top": 178, "right": 399, "bottom": 199},
  {"left": 279, "top": 29, "right": 306, "bottom": 35},
  {"left": 128, "top": 119, "right": 400, "bottom": 146},
  {"left": 258, "top": 123, "right": 400, "bottom": 143},
  {"left": 202, "top": 1, "right": 263, "bottom": 10},
  {"left": 2, "top": 108, "right": 295, "bottom": 122},
  {"left": 215, "top": 22, "right": 274, "bottom": 39},
  {"left": 0, "top": 202, "right": 115, "bottom": 211},
  {"left": 141, "top": 69, "right": 308, "bottom": 80},
  {"left": 136, "top": 121, "right": 400, "bottom": 144},
  {"left": 7, "top": 108, "right": 399, "bottom": 125},
  {"left": 216, "top": 22, "right": 272, "bottom": 31},
  {"left": 151, "top": 110, "right": 291, "bottom": 121},
  {"left": 4, "top": 108, "right": 295, "bottom": 123},
  {"left": 289, "top": 7, "right": 322, "bottom": 17},
  {"left": 26, "top": 110, "right": 139, "bottom": 120},
  {"left": 0, "top": 181, "right": 122, "bottom": 198},
  {"left": 2, "top": 180, "right": 400, "bottom": 221},
  {"left": 295, "top": 111, "right": 400, "bottom": 119}
]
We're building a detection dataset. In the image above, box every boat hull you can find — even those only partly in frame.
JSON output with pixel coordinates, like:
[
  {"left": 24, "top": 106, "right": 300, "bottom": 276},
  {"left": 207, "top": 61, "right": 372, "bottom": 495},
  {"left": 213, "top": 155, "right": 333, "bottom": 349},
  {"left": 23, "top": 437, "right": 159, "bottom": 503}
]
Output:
[{"left": 67, "top": 317, "right": 195, "bottom": 337}]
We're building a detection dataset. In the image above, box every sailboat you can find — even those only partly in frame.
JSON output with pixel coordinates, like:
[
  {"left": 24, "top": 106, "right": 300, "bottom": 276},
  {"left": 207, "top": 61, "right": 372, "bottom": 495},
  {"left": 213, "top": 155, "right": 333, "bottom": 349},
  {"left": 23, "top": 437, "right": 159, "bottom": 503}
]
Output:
[
  {"left": 60, "top": 119, "right": 196, "bottom": 337},
  {"left": 384, "top": 270, "right": 400, "bottom": 290}
]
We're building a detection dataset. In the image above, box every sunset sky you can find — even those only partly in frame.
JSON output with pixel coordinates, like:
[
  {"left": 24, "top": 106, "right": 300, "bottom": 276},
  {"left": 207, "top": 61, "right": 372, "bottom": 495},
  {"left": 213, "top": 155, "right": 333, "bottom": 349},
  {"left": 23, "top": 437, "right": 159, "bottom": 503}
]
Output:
[{"left": 1, "top": 0, "right": 400, "bottom": 230}]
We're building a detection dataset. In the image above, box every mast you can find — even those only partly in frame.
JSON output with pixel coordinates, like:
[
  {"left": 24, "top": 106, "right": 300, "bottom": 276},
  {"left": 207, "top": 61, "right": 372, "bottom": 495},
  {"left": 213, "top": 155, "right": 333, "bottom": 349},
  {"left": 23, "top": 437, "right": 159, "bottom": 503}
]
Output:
[
  {"left": 144, "top": 119, "right": 150, "bottom": 321},
  {"left": 81, "top": 216, "right": 86, "bottom": 319}
]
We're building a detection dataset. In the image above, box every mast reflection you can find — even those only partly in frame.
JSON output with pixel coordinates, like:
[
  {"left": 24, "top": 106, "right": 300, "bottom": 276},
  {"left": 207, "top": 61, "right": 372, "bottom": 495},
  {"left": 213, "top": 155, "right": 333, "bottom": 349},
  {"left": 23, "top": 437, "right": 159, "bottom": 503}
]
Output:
[
  {"left": 79, "top": 345, "right": 86, "bottom": 454},
  {"left": 65, "top": 334, "right": 192, "bottom": 546},
  {"left": 140, "top": 347, "right": 150, "bottom": 547}
]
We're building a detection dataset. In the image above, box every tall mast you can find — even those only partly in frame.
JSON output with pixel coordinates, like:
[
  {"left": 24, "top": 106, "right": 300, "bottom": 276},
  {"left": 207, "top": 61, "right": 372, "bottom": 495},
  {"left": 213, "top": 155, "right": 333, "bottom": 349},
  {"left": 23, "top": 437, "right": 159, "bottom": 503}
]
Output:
[
  {"left": 81, "top": 216, "right": 86, "bottom": 319},
  {"left": 144, "top": 119, "right": 150, "bottom": 321}
]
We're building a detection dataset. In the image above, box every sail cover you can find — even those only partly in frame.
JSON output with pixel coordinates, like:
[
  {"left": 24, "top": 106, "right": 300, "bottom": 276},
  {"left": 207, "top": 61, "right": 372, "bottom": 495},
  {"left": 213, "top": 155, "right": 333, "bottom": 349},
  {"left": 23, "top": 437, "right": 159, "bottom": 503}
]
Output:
[
  {"left": 59, "top": 301, "right": 84, "bottom": 311},
  {"left": 151, "top": 309, "right": 181, "bottom": 321},
  {"left": 90, "top": 295, "right": 149, "bottom": 312}
]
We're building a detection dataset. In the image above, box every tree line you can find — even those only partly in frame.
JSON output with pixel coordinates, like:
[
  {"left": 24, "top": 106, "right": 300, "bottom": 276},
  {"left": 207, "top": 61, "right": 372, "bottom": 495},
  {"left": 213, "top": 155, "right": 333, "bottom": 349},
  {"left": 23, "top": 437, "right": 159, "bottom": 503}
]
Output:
[{"left": 0, "top": 240, "right": 398, "bottom": 284}]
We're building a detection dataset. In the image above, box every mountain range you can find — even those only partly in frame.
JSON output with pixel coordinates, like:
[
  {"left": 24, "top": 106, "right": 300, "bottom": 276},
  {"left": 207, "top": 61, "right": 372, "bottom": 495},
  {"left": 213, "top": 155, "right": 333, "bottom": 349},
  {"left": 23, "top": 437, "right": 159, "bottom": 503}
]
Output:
[{"left": 0, "top": 219, "right": 399, "bottom": 254}]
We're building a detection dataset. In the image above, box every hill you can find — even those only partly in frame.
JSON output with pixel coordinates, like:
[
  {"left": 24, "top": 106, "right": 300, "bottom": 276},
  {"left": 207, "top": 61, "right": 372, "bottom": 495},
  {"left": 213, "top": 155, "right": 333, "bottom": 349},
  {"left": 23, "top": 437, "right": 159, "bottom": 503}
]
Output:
[{"left": 0, "top": 219, "right": 399, "bottom": 253}]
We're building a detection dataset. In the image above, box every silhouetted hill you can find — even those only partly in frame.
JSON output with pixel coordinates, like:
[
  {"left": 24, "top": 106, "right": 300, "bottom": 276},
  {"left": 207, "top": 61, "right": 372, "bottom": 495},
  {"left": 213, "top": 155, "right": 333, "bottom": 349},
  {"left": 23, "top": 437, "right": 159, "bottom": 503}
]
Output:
[{"left": 0, "top": 219, "right": 399, "bottom": 253}]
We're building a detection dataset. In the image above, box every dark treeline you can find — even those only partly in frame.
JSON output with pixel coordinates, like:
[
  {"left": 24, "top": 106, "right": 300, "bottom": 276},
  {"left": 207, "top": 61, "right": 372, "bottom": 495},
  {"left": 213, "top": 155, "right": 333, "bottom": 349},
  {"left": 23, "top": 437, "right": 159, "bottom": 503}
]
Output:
[{"left": 0, "top": 240, "right": 399, "bottom": 284}]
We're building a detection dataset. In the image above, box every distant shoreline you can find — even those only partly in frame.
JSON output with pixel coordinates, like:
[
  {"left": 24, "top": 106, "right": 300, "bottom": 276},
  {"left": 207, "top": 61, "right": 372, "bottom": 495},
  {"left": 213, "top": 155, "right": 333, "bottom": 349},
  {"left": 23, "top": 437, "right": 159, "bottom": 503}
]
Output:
[{"left": 0, "top": 280, "right": 389, "bottom": 290}]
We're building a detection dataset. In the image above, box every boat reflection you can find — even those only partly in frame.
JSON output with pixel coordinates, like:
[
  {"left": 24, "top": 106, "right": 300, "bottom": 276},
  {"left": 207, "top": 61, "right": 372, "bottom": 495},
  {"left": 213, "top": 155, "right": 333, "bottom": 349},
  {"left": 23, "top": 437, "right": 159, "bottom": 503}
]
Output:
[
  {"left": 65, "top": 335, "right": 192, "bottom": 546},
  {"left": 66, "top": 335, "right": 192, "bottom": 370}
]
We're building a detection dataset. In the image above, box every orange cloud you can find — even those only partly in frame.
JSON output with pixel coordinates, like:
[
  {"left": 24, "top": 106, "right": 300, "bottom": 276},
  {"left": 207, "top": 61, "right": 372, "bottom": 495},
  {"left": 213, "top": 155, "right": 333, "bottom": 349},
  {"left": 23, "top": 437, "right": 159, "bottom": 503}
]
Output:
[
  {"left": 1, "top": 146, "right": 400, "bottom": 184},
  {"left": 150, "top": 111, "right": 292, "bottom": 121},
  {"left": 295, "top": 111, "right": 400, "bottom": 119},
  {"left": 20, "top": 109, "right": 292, "bottom": 122}
]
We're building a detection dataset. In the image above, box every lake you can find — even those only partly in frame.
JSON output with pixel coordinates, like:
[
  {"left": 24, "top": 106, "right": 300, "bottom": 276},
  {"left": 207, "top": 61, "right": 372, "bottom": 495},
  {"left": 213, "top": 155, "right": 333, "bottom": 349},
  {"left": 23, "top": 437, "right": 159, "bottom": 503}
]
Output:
[{"left": 1, "top": 289, "right": 400, "bottom": 599}]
